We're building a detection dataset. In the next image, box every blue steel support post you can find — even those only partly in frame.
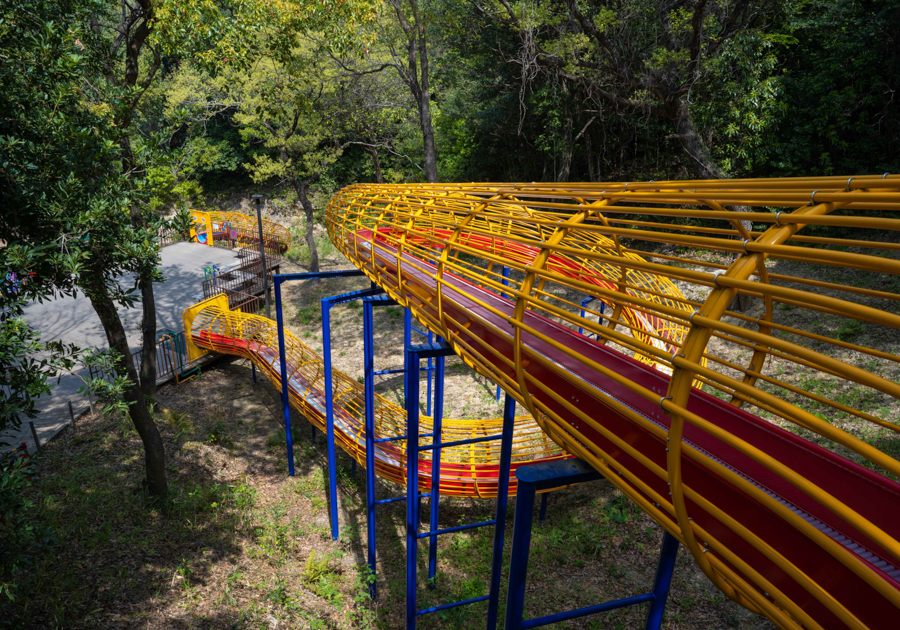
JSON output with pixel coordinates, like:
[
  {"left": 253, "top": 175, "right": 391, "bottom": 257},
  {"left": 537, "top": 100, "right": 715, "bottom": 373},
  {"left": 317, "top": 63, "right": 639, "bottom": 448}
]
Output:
[
  {"left": 504, "top": 470, "right": 537, "bottom": 630},
  {"left": 317, "top": 286, "right": 386, "bottom": 543},
  {"left": 404, "top": 308, "right": 412, "bottom": 395},
  {"left": 274, "top": 277, "right": 295, "bottom": 476},
  {"left": 404, "top": 308, "right": 423, "bottom": 526},
  {"left": 539, "top": 493, "right": 548, "bottom": 523},
  {"left": 271, "top": 270, "right": 367, "bottom": 474},
  {"left": 403, "top": 342, "right": 506, "bottom": 622},
  {"left": 405, "top": 347, "right": 421, "bottom": 629},
  {"left": 578, "top": 297, "right": 605, "bottom": 339},
  {"left": 485, "top": 393, "right": 517, "bottom": 629},
  {"left": 425, "top": 332, "right": 434, "bottom": 417},
  {"left": 427, "top": 354, "right": 445, "bottom": 588},
  {"left": 251, "top": 362, "right": 256, "bottom": 384},
  {"left": 364, "top": 299, "right": 378, "bottom": 600},
  {"left": 504, "top": 459, "right": 679, "bottom": 630},
  {"left": 321, "top": 297, "right": 340, "bottom": 541},
  {"left": 644, "top": 531, "right": 680, "bottom": 629}
]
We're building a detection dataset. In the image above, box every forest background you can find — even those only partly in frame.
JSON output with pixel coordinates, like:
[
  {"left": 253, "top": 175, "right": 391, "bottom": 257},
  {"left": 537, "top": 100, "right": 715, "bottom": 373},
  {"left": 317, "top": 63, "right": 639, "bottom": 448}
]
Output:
[
  {"left": 154, "top": 0, "right": 900, "bottom": 209},
  {"left": 2, "top": 0, "right": 900, "bottom": 500}
]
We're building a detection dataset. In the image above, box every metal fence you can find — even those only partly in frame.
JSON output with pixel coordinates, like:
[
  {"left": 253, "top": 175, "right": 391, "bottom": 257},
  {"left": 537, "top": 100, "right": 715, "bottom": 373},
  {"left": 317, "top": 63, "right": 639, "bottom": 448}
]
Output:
[
  {"left": 86, "top": 331, "right": 187, "bottom": 385},
  {"left": 200, "top": 287, "right": 262, "bottom": 315},
  {"left": 213, "top": 232, "right": 286, "bottom": 265},
  {"left": 158, "top": 227, "right": 190, "bottom": 248},
  {"left": 202, "top": 254, "right": 277, "bottom": 301}
]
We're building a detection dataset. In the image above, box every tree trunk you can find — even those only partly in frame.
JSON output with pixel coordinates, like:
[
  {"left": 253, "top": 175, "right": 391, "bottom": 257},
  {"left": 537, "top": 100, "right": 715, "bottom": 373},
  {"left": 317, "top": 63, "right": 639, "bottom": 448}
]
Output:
[
  {"left": 419, "top": 97, "right": 439, "bottom": 183},
  {"left": 119, "top": 134, "right": 159, "bottom": 405},
  {"left": 671, "top": 100, "right": 726, "bottom": 180},
  {"left": 138, "top": 273, "right": 158, "bottom": 405},
  {"left": 366, "top": 146, "right": 384, "bottom": 183},
  {"left": 396, "top": 0, "right": 439, "bottom": 183},
  {"left": 557, "top": 115, "right": 574, "bottom": 181},
  {"left": 413, "top": 1, "right": 438, "bottom": 182},
  {"left": 670, "top": 99, "right": 750, "bottom": 311},
  {"left": 297, "top": 180, "right": 320, "bottom": 272},
  {"left": 88, "top": 285, "right": 167, "bottom": 499}
]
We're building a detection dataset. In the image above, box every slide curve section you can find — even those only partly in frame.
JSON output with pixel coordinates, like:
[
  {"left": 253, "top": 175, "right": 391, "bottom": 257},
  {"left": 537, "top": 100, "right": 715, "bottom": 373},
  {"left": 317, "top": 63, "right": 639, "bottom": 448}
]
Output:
[
  {"left": 184, "top": 293, "right": 570, "bottom": 497},
  {"left": 325, "top": 180, "right": 900, "bottom": 630}
]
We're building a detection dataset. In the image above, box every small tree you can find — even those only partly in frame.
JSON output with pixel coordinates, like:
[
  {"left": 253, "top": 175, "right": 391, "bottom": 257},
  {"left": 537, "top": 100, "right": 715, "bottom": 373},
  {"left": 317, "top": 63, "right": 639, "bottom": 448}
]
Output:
[
  {"left": 0, "top": 0, "right": 170, "bottom": 495},
  {"left": 332, "top": 60, "right": 418, "bottom": 183},
  {"left": 330, "top": 0, "right": 442, "bottom": 182},
  {"left": 233, "top": 48, "right": 345, "bottom": 272},
  {"left": 479, "top": 0, "right": 788, "bottom": 180},
  {"left": 0, "top": 295, "right": 75, "bottom": 447}
]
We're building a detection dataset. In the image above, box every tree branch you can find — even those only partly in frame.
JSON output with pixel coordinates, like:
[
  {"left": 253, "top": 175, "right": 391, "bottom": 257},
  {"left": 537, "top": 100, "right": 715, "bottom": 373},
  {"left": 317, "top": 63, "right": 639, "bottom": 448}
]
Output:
[{"left": 686, "top": 0, "right": 710, "bottom": 82}]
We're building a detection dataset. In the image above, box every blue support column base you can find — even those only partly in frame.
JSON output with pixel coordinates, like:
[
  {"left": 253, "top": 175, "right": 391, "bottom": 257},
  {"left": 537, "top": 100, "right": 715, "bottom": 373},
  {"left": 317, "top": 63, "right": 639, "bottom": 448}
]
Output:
[
  {"left": 504, "top": 459, "right": 680, "bottom": 630},
  {"left": 404, "top": 341, "right": 516, "bottom": 630}
]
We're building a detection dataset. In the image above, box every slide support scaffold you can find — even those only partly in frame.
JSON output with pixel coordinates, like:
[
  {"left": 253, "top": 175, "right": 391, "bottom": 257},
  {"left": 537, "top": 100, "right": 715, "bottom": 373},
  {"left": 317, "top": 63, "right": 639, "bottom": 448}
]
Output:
[
  {"left": 362, "top": 296, "right": 439, "bottom": 599},
  {"left": 578, "top": 296, "right": 606, "bottom": 339},
  {"left": 405, "top": 342, "right": 517, "bottom": 630},
  {"left": 320, "top": 284, "right": 386, "bottom": 540},
  {"left": 273, "top": 269, "right": 366, "bottom": 478},
  {"left": 404, "top": 309, "right": 437, "bottom": 415},
  {"left": 504, "top": 459, "right": 680, "bottom": 630}
]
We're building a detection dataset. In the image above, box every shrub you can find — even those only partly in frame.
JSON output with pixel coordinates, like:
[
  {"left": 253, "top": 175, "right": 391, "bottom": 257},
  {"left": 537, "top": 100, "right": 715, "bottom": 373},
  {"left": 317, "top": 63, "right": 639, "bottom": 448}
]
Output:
[{"left": 0, "top": 456, "right": 54, "bottom": 602}]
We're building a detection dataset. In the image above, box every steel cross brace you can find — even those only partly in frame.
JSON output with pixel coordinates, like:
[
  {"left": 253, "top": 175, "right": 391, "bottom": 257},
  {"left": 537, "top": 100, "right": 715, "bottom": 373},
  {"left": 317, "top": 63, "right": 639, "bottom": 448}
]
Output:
[
  {"left": 504, "top": 459, "right": 680, "bottom": 630},
  {"left": 362, "top": 295, "right": 438, "bottom": 600}
]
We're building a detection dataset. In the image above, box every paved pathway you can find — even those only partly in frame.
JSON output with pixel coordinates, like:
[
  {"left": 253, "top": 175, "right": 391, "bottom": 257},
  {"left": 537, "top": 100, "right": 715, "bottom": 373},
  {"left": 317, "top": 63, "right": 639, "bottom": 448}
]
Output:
[{"left": 2, "top": 242, "right": 240, "bottom": 453}]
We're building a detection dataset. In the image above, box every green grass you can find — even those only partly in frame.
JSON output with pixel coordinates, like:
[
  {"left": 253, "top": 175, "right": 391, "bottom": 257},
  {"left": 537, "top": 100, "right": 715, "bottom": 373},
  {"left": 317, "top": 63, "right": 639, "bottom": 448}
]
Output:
[
  {"left": 834, "top": 318, "right": 866, "bottom": 341},
  {"left": 297, "top": 304, "right": 321, "bottom": 326},
  {"left": 285, "top": 231, "right": 338, "bottom": 266}
]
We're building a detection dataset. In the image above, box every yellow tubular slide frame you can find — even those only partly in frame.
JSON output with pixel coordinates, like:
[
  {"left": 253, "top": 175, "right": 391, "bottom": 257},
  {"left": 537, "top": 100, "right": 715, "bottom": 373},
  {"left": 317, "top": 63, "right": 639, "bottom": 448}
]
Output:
[
  {"left": 182, "top": 295, "right": 573, "bottom": 497},
  {"left": 190, "top": 210, "right": 291, "bottom": 249},
  {"left": 325, "top": 177, "right": 900, "bottom": 630},
  {"left": 181, "top": 284, "right": 686, "bottom": 496}
]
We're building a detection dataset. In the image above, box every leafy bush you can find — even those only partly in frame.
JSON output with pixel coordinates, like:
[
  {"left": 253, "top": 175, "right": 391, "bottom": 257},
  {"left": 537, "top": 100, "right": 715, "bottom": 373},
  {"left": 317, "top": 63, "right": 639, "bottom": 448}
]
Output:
[
  {"left": 0, "top": 301, "right": 76, "bottom": 446},
  {"left": 0, "top": 456, "right": 54, "bottom": 602},
  {"left": 302, "top": 550, "right": 343, "bottom": 603}
]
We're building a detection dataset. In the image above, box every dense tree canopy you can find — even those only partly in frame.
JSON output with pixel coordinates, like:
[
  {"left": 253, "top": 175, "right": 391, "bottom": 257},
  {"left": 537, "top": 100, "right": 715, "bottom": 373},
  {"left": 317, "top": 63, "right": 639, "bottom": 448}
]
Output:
[
  {"left": 0, "top": 0, "right": 380, "bottom": 497},
  {"left": 173, "top": 0, "right": 896, "bottom": 194}
]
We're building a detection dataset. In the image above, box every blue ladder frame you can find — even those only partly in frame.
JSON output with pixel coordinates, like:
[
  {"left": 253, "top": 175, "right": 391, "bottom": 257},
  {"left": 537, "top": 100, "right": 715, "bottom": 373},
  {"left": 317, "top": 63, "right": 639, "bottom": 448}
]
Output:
[
  {"left": 505, "top": 459, "right": 680, "bottom": 630},
  {"left": 274, "top": 272, "right": 677, "bottom": 629},
  {"left": 404, "top": 342, "right": 516, "bottom": 630},
  {"left": 362, "top": 295, "right": 444, "bottom": 599},
  {"left": 361, "top": 294, "right": 439, "bottom": 600},
  {"left": 319, "top": 284, "right": 386, "bottom": 539},
  {"left": 274, "top": 272, "right": 435, "bottom": 541},
  {"left": 274, "top": 269, "right": 369, "bottom": 480}
]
